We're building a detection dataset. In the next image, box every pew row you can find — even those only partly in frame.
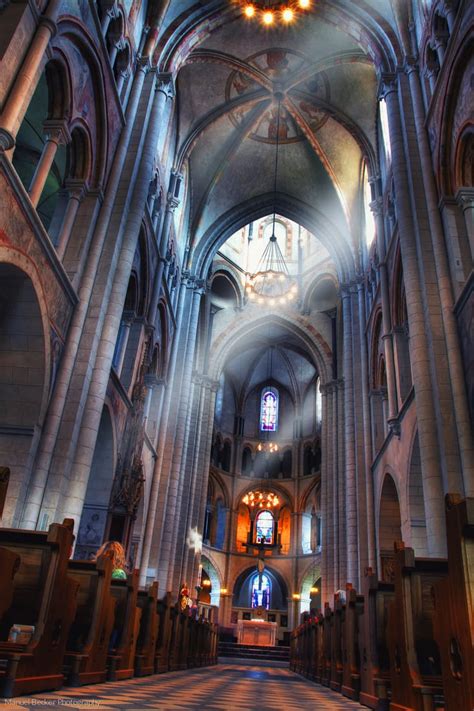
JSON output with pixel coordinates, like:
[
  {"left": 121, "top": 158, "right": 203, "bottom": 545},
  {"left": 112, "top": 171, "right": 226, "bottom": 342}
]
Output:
[{"left": 0, "top": 521, "right": 78, "bottom": 697}]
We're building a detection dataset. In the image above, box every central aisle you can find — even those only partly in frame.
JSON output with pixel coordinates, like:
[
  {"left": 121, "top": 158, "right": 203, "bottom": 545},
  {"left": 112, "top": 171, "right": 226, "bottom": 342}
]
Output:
[{"left": 4, "top": 665, "right": 364, "bottom": 710}]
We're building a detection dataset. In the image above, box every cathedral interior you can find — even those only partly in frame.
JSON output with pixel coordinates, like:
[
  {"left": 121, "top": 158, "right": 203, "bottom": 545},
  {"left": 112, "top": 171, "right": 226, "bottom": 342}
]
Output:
[{"left": 0, "top": 0, "right": 473, "bottom": 708}]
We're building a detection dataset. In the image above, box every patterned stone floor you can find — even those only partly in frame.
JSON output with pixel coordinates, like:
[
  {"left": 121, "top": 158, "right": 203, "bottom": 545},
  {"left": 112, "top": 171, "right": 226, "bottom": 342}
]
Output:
[{"left": 2, "top": 665, "right": 364, "bottom": 710}]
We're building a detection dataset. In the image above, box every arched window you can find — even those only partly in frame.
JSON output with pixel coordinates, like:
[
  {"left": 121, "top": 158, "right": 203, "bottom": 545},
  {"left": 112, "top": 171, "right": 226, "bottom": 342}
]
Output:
[
  {"left": 251, "top": 573, "right": 271, "bottom": 610},
  {"left": 255, "top": 509, "right": 274, "bottom": 545},
  {"left": 315, "top": 377, "right": 322, "bottom": 426},
  {"left": 260, "top": 387, "right": 278, "bottom": 432}
]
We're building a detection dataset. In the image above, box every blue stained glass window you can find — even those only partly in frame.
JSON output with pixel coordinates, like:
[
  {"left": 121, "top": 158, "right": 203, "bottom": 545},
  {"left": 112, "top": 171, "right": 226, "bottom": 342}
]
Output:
[
  {"left": 255, "top": 509, "right": 274, "bottom": 545},
  {"left": 251, "top": 573, "right": 271, "bottom": 610},
  {"left": 260, "top": 388, "right": 278, "bottom": 432}
]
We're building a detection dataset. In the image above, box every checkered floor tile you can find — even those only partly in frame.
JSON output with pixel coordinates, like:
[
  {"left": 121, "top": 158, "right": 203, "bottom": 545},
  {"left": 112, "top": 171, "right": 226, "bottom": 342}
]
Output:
[{"left": 2, "top": 664, "right": 365, "bottom": 710}]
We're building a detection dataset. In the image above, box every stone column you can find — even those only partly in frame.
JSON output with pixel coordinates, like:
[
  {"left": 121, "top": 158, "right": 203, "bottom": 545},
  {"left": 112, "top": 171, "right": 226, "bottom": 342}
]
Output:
[
  {"left": 20, "top": 58, "right": 153, "bottom": 529},
  {"left": 32, "top": 67, "right": 171, "bottom": 527},
  {"left": 336, "top": 379, "right": 345, "bottom": 584},
  {"left": 320, "top": 383, "right": 330, "bottom": 603},
  {"left": 370, "top": 193, "right": 398, "bottom": 420},
  {"left": 381, "top": 74, "right": 446, "bottom": 553},
  {"left": 456, "top": 189, "right": 474, "bottom": 261},
  {"left": 56, "top": 181, "right": 86, "bottom": 259},
  {"left": 0, "top": 0, "right": 61, "bottom": 150},
  {"left": 100, "top": 1, "right": 118, "bottom": 35},
  {"left": 28, "top": 122, "right": 69, "bottom": 207},
  {"left": 405, "top": 61, "right": 472, "bottom": 495},
  {"left": 357, "top": 279, "right": 376, "bottom": 570},
  {"left": 342, "top": 285, "right": 358, "bottom": 584}
]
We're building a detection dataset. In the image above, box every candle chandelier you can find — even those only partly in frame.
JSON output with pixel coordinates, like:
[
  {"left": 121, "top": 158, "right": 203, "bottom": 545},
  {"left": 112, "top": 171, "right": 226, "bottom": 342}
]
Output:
[
  {"left": 239, "top": 0, "right": 312, "bottom": 25},
  {"left": 242, "top": 490, "right": 280, "bottom": 508},
  {"left": 245, "top": 98, "right": 297, "bottom": 304}
]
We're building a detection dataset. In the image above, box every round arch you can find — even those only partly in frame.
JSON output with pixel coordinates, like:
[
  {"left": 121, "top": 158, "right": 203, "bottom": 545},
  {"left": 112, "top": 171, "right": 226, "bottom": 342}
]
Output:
[
  {"left": 201, "top": 554, "right": 221, "bottom": 607},
  {"left": 209, "top": 313, "right": 331, "bottom": 394}
]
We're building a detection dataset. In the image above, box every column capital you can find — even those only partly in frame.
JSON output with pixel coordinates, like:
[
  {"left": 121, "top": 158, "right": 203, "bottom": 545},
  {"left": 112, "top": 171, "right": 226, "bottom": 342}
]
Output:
[
  {"left": 42, "top": 119, "right": 71, "bottom": 145},
  {"left": 369, "top": 197, "right": 383, "bottom": 217},
  {"left": 192, "top": 371, "right": 219, "bottom": 392},
  {"left": 403, "top": 55, "right": 419, "bottom": 76},
  {"left": 456, "top": 188, "right": 474, "bottom": 211},
  {"left": 378, "top": 72, "right": 398, "bottom": 101},
  {"left": 155, "top": 71, "right": 175, "bottom": 99},
  {"left": 64, "top": 178, "right": 87, "bottom": 201}
]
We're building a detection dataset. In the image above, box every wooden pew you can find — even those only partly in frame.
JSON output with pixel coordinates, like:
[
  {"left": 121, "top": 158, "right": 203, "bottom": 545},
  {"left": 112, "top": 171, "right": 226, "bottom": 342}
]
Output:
[
  {"left": 155, "top": 592, "right": 173, "bottom": 673},
  {"left": 314, "top": 614, "right": 324, "bottom": 683},
  {"left": 433, "top": 494, "right": 474, "bottom": 711},
  {"left": 63, "top": 555, "right": 115, "bottom": 686},
  {"left": 331, "top": 593, "right": 344, "bottom": 691},
  {"left": 321, "top": 603, "right": 332, "bottom": 686},
  {"left": 387, "top": 543, "right": 447, "bottom": 711},
  {"left": 0, "top": 548, "right": 20, "bottom": 623},
  {"left": 358, "top": 569, "right": 394, "bottom": 710},
  {"left": 341, "top": 583, "right": 363, "bottom": 701},
  {"left": 107, "top": 570, "right": 141, "bottom": 681},
  {"left": 135, "top": 581, "right": 159, "bottom": 677},
  {"left": 0, "top": 521, "right": 79, "bottom": 697}
]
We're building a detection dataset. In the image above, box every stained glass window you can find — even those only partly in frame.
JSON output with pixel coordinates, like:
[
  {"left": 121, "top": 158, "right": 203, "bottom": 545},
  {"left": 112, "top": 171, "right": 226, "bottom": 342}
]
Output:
[
  {"left": 255, "top": 509, "right": 274, "bottom": 545},
  {"left": 260, "top": 388, "right": 278, "bottom": 431},
  {"left": 251, "top": 573, "right": 271, "bottom": 610}
]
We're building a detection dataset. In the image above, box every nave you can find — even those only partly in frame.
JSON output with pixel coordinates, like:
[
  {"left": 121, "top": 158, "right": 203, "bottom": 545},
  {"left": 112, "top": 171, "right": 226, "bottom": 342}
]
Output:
[{"left": 3, "top": 664, "right": 363, "bottom": 711}]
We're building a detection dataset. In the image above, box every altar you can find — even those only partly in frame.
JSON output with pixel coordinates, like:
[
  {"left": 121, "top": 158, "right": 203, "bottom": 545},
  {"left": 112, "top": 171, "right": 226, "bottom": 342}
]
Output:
[{"left": 237, "top": 619, "right": 278, "bottom": 646}]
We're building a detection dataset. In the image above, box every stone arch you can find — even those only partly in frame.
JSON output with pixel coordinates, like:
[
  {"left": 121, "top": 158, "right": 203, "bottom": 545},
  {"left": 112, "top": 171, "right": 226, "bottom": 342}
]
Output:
[
  {"left": 299, "top": 559, "right": 322, "bottom": 614},
  {"left": 0, "top": 261, "right": 50, "bottom": 526},
  {"left": 209, "top": 313, "right": 331, "bottom": 391},
  {"left": 231, "top": 564, "right": 289, "bottom": 610},
  {"left": 192, "top": 193, "right": 355, "bottom": 285},
  {"left": 210, "top": 269, "right": 242, "bottom": 309},
  {"left": 200, "top": 554, "right": 221, "bottom": 606},
  {"left": 378, "top": 472, "right": 402, "bottom": 582},
  {"left": 76, "top": 404, "right": 116, "bottom": 559},
  {"left": 407, "top": 431, "right": 428, "bottom": 556}
]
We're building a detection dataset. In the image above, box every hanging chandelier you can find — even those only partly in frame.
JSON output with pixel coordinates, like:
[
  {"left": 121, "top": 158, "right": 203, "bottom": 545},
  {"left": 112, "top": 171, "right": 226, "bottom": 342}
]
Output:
[
  {"left": 242, "top": 490, "right": 280, "bottom": 508},
  {"left": 257, "top": 441, "right": 279, "bottom": 453},
  {"left": 239, "top": 0, "right": 312, "bottom": 25},
  {"left": 245, "top": 98, "right": 297, "bottom": 304}
]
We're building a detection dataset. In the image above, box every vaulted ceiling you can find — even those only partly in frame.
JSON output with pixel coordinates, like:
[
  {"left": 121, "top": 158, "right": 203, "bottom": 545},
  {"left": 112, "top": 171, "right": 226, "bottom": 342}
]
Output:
[{"left": 157, "top": 1, "right": 397, "bottom": 268}]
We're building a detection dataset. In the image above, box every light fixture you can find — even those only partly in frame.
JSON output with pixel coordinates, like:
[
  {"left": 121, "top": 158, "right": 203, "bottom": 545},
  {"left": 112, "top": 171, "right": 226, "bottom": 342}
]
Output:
[
  {"left": 263, "top": 10, "right": 274, "bottom": 24},
  {"left": 220, "top": 588, "right": 228, "bottom": 594},
  {"left": 239, "top": 1, "right": 311, "bottom": 25},
  {"left": 242, "top": 489, "right": 280, "bottom": 508},
  {"left": 310, "top": 585, "right": 319, "bottom": 594},
  {"left": 202, "top": 578, "right": 212, "bottom": 588},
  {"left": 245, "top": 98, "right": 296, "bottom": 302},
  {"left": 292, "top": 593, "right": 301, "bottom": 600},
  {"left": 257, "top": 441, "right": 279, "bottom": 453}
]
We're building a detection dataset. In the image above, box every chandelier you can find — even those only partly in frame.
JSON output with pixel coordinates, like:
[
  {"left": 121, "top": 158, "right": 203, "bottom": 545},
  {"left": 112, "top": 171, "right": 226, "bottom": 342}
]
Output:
[
  {"left": 242, "top": 490, "right": 280, "bottom": 508},
  {"left": 240, "top": 0, "right": 311, "bottom": 25},
  {"left": 257, "top": 441, "right": 279, "bottom": 453},
  {"left": 245, "top": 98, "right": 297, "bottom": 304}
]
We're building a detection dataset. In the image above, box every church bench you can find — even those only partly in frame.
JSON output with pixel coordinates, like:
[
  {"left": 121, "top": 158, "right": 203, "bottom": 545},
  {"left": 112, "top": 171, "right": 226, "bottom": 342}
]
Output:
[
  {"left": 135, "top": 581, "right": 159, "bottom": 677},
  {"left": 0, "top": 548, "right": 20, "bottom": 623},
  {"left": 155, "top": 592, "right": 173, "bottom": 673},
  {"left": 63, "top": 555, "right": 115, "bottom": 686},
  {"left": 0, "top": 521, "right": 79, "bottom": 697},
  {"left": 321, "top": 603, "right": 332, "bottom": 686},
  {"left": 186, "top": 613, "right": 199, "bottom": 668},
  {"left": 341, "top": 584, "right": 363, "bottom": 701},
  {"left": 387, "top": 544, "right": 447, "bottom": 711},
  {"left": 331, "top": 593, "right": 344, "bottom": 691},
  {"left": 167, "top": 605, "right": 184, "bottom": 671},
  {"left": 358, "top": 570, "right": 394, "bottom": 711},
  {"left": 433, "top": 495, "right": 474, "bottom": 711},
  {"left": 107, "top": 570, "right": 141, "bottom": 681}
]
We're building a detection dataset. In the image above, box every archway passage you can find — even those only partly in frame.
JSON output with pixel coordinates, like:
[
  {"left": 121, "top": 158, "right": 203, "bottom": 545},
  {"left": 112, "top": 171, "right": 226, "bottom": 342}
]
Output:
[
  {"left": 0, "top": 263, "right": 47, "bottom": 527},
  {"left": 378, "top": 473, "right": 402, "bottom": 582}
]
